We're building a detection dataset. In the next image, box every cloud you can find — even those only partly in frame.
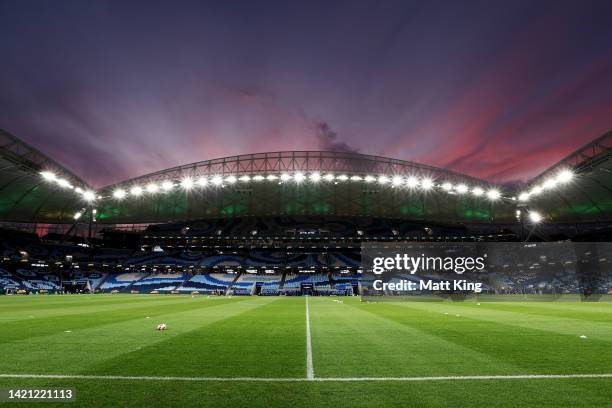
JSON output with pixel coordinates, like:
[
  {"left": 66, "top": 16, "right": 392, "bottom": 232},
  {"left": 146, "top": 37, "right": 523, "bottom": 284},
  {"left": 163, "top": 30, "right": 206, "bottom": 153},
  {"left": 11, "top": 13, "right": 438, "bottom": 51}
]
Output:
[{"left": 313, "top": 121, "right": 359, "bottom": 153}]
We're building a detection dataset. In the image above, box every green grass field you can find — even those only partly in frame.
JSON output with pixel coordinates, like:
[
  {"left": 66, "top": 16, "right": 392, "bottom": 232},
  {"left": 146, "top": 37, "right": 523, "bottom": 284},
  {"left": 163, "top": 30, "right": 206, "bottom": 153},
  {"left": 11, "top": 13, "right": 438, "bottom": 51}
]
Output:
[{"left": 1, "top": 295, "right": 611, "bottom": 407}]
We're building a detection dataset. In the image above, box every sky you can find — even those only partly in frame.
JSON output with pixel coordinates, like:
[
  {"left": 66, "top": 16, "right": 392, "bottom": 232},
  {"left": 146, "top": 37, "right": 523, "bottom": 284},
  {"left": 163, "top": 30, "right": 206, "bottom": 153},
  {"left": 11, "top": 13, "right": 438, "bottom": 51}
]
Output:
[{"left": 1, "top": 0, "right": 611, "bottom": 188}]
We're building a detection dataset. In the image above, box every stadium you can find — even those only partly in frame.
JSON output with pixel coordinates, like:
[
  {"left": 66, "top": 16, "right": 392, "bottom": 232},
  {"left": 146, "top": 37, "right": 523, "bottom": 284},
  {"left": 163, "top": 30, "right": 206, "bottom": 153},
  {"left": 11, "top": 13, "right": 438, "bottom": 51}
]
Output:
[{"left": 0, "top": 126, "right": 611, "bottom": 406}]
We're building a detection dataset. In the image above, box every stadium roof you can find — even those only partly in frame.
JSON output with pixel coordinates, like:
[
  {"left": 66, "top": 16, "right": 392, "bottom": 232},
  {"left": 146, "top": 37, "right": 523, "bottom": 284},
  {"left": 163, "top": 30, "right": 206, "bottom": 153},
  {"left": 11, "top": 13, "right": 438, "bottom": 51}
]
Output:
[
  {"left": 0, "top": 128, "right": 91, "bottom": 223},
  {"left": 517, "top": 130, "right": 612, "bottom": 223},
  {"left": 0, "top": 128, "right": 611, "bottom": 226}
]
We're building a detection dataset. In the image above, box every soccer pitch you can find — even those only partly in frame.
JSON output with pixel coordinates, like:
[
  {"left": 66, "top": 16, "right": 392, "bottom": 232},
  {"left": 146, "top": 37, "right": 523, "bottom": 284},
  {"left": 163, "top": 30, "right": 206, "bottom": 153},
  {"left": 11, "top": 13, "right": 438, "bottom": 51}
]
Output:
[{"left": 1, "top": 295, "right": 611, "bottom": 407}]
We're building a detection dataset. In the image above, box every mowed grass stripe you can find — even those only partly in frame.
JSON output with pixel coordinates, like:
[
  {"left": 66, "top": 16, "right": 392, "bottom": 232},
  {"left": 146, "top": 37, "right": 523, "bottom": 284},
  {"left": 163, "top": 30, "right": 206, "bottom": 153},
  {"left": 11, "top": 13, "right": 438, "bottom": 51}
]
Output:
[
  {"left": 81, "top": 297, "right": 306, "bottom": 378},
  {"left": 0, "top": 296, "right": 246, "bottom": 343},
  {"left": 308, "top": 297, "right": 521, "bottom": 378},
  {"left": 391, "top": 301, "right": 612, "bottom": 342},
  {"left": 452, "top": 302, "right": 612, "bottom": 324},
  {"left": 0, "top": 297, "right": 259, "bottom": 374},
  {"left": 387, "top": 301, "right": 612, "bottom": 374},
  {"left": 0, "top": 294, "right": 223, "bottom": 322}
]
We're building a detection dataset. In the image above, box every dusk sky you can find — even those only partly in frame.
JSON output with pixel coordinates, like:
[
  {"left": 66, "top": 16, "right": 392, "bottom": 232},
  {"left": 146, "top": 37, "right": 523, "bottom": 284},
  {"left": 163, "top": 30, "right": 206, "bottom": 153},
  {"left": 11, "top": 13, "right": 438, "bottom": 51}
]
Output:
[{"left": 1, "top": 0, "right": 612, "bottom": 188}]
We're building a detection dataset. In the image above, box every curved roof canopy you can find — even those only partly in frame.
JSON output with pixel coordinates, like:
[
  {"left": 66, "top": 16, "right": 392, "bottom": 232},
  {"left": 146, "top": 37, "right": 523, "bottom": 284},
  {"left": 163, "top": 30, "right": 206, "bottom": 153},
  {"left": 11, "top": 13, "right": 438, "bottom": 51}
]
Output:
[
  {"left": 95, "top": 151, "right": 515, "bottom": 224},
  {"left": 0, "top": 128, "right": 90, "bottom": 223},
  {"left": 518, "top": 130, "right": 612, "bottom": 223}
]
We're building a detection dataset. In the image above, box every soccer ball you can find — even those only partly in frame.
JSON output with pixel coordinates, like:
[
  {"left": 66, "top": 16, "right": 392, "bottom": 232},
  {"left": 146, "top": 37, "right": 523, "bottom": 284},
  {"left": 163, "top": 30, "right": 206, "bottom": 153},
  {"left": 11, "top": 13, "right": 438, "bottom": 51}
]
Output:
[{"left": 156, "top": 323, "right": 167, "bottom": 331}]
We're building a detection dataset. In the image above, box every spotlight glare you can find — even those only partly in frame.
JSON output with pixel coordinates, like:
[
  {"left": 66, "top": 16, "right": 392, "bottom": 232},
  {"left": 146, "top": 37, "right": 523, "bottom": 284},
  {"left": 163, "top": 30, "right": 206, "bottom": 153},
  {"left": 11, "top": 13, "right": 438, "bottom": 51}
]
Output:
[
  {"left": 57, "top": 178, "right": 72, "bottom": 189},
  {"left": 280, "top": 173, "right": 292, "bottom": 182},
  {"left": 392, "top": 176, "right": 404, "bottom": 186},
  {"left": 364, "top": 175, "right": 376, "bottom": 183},
  {"left": 420, "top": 178, "right": 433, "bottom": 190},
  {"left": 41, "top": 171, "right": 56, "bottom": 181},
  {"left": 337, "top": 174, "right": 349, "bottom": 181},
  {"left": 161, "top": 180, "right": 174, "bottom": 191},
  {"left": 146, "top": 183, "right": 159, "bottom": 193},
  {"left": 350, "top": 175, "right": 362, "bottom": 181},
  {"left": 486, "top": 189, "right": 501, "bottom": 200},
  {"left": 73, "top": 211, "right": 82, "bottom": 220},
  {"left": 225, "top": 175, "right": 237, "bottom": 184},
  {"left": 82, "top": 190, "right": 96, "bottom": 201},
  {"left": 518, "top": 192, "right": 530, "bottom": 201},
  {"left": 253, "top": 175, "right": 265, "bottom": 181},
  {"left": 472, "top": 187, "right": 484, "bottom": 196},
  {"left": 542, "top": 179, "right": 557, "bottom": 190},
  {"left": 530, "top": 186, "right": 543, "bottom": 196},
  {"left": 294, "top": 172, "right": 305, "bottom": 183},
  {"left": 130, "top": 186, "right": 143, "bottom": 196},
  {"left": 113, "top": 189, "right": 127, "bottom": 199},
  {"left": 309, "top": 172, "right": 321, "bottom": 182},
  {"left": 556, "top": 169, "right": 573, "bottom": 183},
  {"left": 266, "top": 174, "right": 278, "bottom": 181},
  {"left": 455, "top": 184, "right": 468, "bottom": 194},
  {"left": 406, "top": 176, "right": 419, "bottom": 188},
  {"left": 378, "top": 175, "right": 390, "bottom": 184},
  {"left": 180, "top": 177, "right": 194, "bottom": 190},
  {"left": 197, "top": 176, "right": 208, "bottom": 187},
  {"left": 211, "top": 175, "right": 224, "bottom": 185},
  {"left": 239, "top": 175, "right": 251, "bottom": 182},
  {"left": 441, "top": 182, "right": 453, "bottom": 191},
  {"left": 323, "top": 173, "right": 335, "bottom": 182},
  {"left": 529, "top": 211, "right": 543, "bottom": 223}
]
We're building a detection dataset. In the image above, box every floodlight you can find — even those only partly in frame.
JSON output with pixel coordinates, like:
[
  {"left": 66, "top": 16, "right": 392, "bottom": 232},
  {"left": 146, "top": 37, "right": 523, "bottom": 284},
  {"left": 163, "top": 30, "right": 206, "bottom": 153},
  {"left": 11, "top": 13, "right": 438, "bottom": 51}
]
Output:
[
  {"left": 225, "top": 175, "right": 237, "bottom": 184},
  {"left": 40, "top": 171, "right": 56, "bottom": 181},
  {"left": 280, "top": 173, "right": 292, "bottom": 182},
  {"left": 529, "top": 211, "right": 543, "bottom": 223},
  {"left": 294, "top": 172, "right": 305, "bottom": 183},
  {"left": 530, "top": 186, "right": 543, "bottom": 196},
  {"left": 556, "top": 169, "right": 573, "bottom": 183},
  {"left": 239, "top": 175, "right": 251, "bottom": 182},
  {"left": 146, "top": 183, "right": 159, "bottom": 193},
  {"left": 130, "top": 186, "right": 143, "bottom": 196},
  {"left": 455, "top": 184, "right": 468, "bottom": 194},
  {"left": 197, "top": 176, "right": 208, "bottom": 186},
  {"left": 518, "top": 192, "right": 530, "bottom": 201},
  {"left": 323, "top": 173, "right": 335, "bottom": 182},
  {"left": 350, "top": 175, "right": 362, "bottom": 181},
  {"left": 364, "top": 175, "right": 376, "bottom": 183},
  {"left": 420, "top": 178, "right": 434, "bottom": 190},
  {"left": 392, "top": 176, "right": 404, "bottom": 186},
  {"left": 73, "top": 212, "right": 82, "bottom": 220},
  {"left": 309, "top": 172, "right": 321, "bottom": 182},
  {"left": 161, "top": 180, "right": 174, "bottom": 191},
  {"left": 378, "top": 175, "right": 390, "bottom": 184},
  {"left": 542, "top": 179, "right": 557, "bottom": 190},
  {"left": 406, "top": 176, "right": 419, "bottom": 188},
  {"left": 266, "top": 174, "right": 278, "bottom": 181},
  {"left": 486, "top": 189, "right": 501, "bottom": 200},
  {"left": 337, "top": 174, "right": 349, "bottom": 181},
  {"left": 472, "top": 187, "right": 484, "bottom": 196},
  {"left": 441, "top": 182, "right": 453, "bottom": 191},
  {"left": 253, "top": 175, "right": 265, "bottom": 181},
  {"left": 211, "top": 175, "right": 224, "bottom": 185},
  {"left": 113, "top": 189, "right": 127, "bottom": 199},
  {"left": 57, "top": 178, "right": 72, "bottom": 189},
  {"left": 82, "top": 190, "right": 96, "bottom": 201},
  {"left": 180, "top": 177, "right": 194, "bottom": 190}
]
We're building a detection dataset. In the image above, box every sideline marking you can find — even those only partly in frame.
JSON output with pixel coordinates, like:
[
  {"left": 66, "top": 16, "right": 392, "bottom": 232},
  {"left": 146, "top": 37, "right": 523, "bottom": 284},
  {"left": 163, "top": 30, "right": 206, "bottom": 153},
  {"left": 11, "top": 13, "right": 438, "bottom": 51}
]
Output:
[
  {"left": 1, "top": 373, "right": 611, "bottom": 382},
  {"left": 305, "top": 296, "right": 314, "bottom": 380}
]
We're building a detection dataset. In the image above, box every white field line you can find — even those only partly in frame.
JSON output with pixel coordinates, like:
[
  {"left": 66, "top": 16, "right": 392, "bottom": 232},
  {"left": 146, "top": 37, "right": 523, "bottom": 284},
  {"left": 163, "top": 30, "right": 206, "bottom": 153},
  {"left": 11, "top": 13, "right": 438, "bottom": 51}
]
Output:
[
  {"left": 1, "top": 373, "right": 612, "bottom": 382},
  {"left": 305, "top": 295, "right": 314, "bottom": 380}
]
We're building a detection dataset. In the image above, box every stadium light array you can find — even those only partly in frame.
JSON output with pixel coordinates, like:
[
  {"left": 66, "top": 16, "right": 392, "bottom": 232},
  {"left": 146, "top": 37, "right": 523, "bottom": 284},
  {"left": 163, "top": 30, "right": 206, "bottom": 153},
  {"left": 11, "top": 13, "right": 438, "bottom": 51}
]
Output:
[
  {"left": 101, "top": 171, "right": 511, "bottom": 203},
  {"left": 518, "top": 169, "right": 574, "bottom": 202}
]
